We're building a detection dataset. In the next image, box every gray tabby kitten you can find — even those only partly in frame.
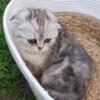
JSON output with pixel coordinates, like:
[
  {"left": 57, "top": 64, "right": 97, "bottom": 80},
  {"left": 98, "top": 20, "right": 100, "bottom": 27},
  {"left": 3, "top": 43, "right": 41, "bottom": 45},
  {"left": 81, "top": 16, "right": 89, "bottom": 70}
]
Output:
[
  {"left": 41, "top": 29, "right": 92, "bottom": 100},
  {"left": 10, "top": 8, "right": 61, "bottom": 79},
  {"left": 10, "top": 8, "right": 92, "bottom": 100}
]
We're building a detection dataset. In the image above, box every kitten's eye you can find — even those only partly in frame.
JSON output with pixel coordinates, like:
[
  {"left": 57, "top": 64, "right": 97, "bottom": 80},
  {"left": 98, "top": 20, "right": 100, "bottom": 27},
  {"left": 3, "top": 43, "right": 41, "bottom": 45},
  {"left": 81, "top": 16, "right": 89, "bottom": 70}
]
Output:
[
  {"left": 28, "top": 39, "right": 37, "bottom": 44},
  {"left": 44, "top": 38, "right": 51, "bottom": 43}
]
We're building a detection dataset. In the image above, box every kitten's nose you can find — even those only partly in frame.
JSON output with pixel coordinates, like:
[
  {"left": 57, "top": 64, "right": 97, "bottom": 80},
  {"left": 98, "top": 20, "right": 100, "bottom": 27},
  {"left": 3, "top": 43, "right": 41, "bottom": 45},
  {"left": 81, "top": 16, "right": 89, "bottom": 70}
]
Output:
[{"left": 38, "top": 46, "right": 43, "bottom": 51}]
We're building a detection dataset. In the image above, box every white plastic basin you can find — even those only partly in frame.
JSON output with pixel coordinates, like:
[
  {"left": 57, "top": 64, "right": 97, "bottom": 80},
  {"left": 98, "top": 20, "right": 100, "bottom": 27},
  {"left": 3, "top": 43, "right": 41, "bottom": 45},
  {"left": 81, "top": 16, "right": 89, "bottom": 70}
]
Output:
[{"left": 3, "top": 0, "right": 100, "bottom": 100}]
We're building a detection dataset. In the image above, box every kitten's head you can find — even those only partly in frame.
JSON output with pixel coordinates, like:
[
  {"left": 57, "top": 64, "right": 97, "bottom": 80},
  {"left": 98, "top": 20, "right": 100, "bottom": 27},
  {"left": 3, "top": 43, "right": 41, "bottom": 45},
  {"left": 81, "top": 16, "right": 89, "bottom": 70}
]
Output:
[{"left": 11, "top": 8, "right": 61, "bottom": 52}]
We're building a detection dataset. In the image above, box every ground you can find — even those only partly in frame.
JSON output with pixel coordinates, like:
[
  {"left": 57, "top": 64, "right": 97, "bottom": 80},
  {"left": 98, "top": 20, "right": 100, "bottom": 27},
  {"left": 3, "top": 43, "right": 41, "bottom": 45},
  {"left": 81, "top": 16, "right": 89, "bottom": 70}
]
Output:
[{"left": 0, "top": 0, "right": 36, "bottom": 100}]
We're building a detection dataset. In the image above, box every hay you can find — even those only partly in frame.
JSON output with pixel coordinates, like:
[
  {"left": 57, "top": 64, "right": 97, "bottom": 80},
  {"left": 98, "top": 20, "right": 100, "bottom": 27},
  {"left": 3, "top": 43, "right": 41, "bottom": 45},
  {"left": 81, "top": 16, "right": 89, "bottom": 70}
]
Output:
[{"left": 55, "top": 12, "right": 100, "bottom": 100}]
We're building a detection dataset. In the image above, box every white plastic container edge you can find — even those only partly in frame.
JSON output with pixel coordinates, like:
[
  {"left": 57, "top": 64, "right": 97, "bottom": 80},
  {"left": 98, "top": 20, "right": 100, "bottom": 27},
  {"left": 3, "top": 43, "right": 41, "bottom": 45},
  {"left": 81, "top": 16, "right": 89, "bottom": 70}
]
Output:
[{"left": 3, "top": 0, "right": 100, "bottom": 100}]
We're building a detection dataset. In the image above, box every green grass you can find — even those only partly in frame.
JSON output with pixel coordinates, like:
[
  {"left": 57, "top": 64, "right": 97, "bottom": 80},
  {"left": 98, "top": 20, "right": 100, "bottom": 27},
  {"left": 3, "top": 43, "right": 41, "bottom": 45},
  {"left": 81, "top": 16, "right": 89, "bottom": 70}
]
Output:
[{"left": 0, "top": 0, "right": 36, "bottom": 100}]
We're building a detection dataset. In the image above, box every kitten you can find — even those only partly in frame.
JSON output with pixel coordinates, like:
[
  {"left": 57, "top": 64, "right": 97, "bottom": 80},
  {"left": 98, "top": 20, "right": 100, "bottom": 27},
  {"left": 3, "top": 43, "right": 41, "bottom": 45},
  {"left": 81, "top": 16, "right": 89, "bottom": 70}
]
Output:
[
  {"left": 10, "top": 8, "right": 61, "bottom": 79},
  {"left": 10, "top": 8, "right": 92, "bottom": 100},
  {"left": 41, "top": 29, "right": 92, "bottom": 100}
]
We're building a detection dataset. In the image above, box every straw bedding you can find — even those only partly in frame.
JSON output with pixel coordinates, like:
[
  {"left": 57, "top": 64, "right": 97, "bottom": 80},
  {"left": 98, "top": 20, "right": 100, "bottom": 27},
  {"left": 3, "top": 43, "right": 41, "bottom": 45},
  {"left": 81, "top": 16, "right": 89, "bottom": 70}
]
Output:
[{"left": 55, "top": 12, "right": 100, "bottom": 100}]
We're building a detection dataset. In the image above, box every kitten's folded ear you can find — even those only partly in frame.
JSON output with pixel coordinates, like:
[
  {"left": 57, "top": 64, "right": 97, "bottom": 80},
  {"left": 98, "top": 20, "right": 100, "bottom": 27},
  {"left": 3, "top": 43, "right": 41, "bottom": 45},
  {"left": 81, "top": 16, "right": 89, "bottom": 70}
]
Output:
[
  {"left": 45, "top": 9, "right": 56, "bottom": 21},
  {"left": 10, "top": 8, "right": 32, "bottom": 21},
  {"left": 45, "top": 9, "right": 62, "bottom": 29},
  {"left": 10, "top": 14, "right": 20, "bottom": 27},
  {"left": 56, "top": 23, "right": 62, "bottom": 29}
]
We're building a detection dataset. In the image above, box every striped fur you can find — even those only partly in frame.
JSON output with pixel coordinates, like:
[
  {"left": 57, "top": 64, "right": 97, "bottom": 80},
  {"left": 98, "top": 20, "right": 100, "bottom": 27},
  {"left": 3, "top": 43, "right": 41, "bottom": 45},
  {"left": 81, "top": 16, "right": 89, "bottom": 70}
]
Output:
[{"left": 10, "top": 8, "right": 61, "bottom": 79}]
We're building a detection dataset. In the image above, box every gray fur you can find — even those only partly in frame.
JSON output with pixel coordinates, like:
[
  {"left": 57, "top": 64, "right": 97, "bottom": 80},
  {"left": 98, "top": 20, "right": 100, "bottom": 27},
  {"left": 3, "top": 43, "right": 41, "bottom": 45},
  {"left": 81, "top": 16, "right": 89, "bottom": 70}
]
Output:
[{"left": 41, "top": 29, "right": 92, "bottom": 100}]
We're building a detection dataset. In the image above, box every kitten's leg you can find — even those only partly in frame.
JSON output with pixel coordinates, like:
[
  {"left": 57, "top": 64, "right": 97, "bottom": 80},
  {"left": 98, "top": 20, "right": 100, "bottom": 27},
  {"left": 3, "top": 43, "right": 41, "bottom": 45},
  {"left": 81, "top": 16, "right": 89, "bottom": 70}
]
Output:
[
  {"left": 25, "top": 61, "right": 43, "bottom": 82},
  {"left": 72, "top": 61, "right": 91, "bottom": 94}
]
